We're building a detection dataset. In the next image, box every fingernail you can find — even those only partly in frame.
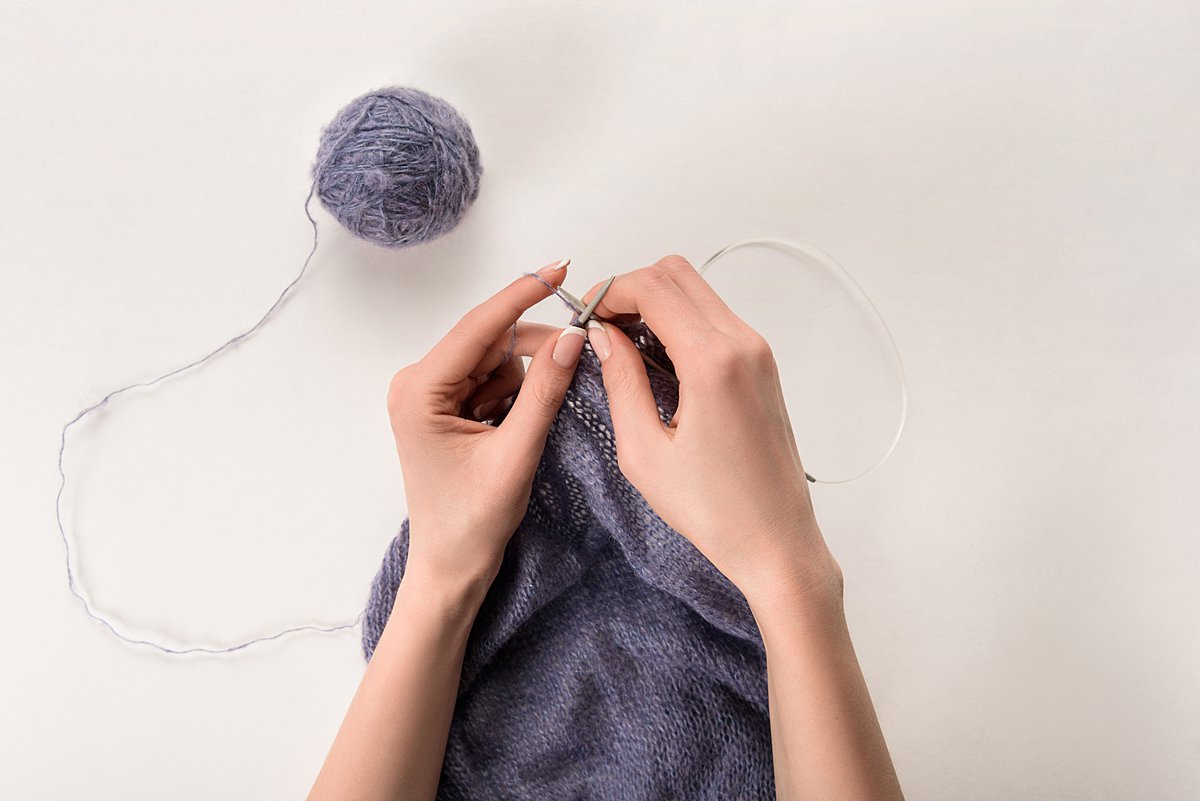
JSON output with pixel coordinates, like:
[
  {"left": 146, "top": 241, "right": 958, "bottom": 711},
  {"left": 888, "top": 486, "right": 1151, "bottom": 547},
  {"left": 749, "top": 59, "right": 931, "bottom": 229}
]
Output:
[
  {"left": 552, "top": 325, "right": 586, "bottom": 367},
  {"left": 537, "top": 257, "right": 570, "bottom": 276},
  {"left": 586, "top": 319, "right": 611, "bottom": 362}
]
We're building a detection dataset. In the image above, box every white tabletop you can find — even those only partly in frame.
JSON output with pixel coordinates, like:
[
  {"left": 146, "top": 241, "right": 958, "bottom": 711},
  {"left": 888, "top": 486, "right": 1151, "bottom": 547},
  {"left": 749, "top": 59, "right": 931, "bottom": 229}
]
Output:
[{"left": 2, "top": 2, "right": 1197, "bottom": 798}]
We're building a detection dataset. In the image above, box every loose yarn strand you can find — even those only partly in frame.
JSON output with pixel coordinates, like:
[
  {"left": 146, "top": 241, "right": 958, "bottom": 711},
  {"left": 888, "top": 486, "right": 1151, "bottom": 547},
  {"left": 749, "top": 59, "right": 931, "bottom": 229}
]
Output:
[{"left": 54, "top": 182, "right": 362, "bottom": 655}]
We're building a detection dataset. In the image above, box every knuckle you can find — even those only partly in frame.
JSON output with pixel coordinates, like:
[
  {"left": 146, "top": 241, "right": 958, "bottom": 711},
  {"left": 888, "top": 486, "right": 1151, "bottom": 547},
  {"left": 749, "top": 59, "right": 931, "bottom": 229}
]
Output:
[
  {"left": 457, "top": 303, "right": 485, "bottom": 329},
  {"left": 386, "top": 367, "right": 416, "bottom": 415},
  {"left": 695, "top": 331, "right": 775, "bottom": 380},
  {"left": 603, "top": 363, "right": 641, "bottom": 400},
  {"left": 656, "top": 253, "right": 691, "bottom": 269},
  {"left": 448, "top": 303, "right": 495, "bottom": 347},
  {"left": 614, "top": 441, "right": 645, "bottom": 481},
  {"left": 710, "top": 342, "right": 743, "bottom": 374},
  {"left": 641, "top": 264, "right": 674, "bottom": 291},
  {"left": 741, "top": 329, "right": 776, "bottom": 369},
  {"left": 529, "top": 379, "right": 567, "bottom": 416},
  {"left": 657, "top": 253, "right": 696, "bottom": 277},
  {"left": 448, "top": 309, "right": 480, "bottom": 343}
]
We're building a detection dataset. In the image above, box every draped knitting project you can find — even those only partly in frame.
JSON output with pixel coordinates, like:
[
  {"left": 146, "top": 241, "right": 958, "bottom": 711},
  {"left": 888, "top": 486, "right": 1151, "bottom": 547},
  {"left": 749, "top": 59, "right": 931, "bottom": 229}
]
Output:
[{"left": 361, "top": 320, "right": 774, "bottom": 800}]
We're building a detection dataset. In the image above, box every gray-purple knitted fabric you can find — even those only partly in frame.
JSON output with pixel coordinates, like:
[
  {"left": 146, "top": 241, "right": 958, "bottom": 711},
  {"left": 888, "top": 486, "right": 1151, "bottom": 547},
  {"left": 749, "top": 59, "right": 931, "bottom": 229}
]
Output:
[{"left": 361, "top": 320, "right": 774, "bottom": 800}]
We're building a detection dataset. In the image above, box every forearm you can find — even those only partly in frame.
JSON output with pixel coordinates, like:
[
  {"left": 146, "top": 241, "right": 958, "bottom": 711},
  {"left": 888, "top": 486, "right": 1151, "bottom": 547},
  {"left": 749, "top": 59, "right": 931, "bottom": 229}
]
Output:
[
  {"left": 307, "top": 563, "right": 488, "bottom": 801},
  {"left": 742, "top": 534, "right": 904, "bottom": 801}
]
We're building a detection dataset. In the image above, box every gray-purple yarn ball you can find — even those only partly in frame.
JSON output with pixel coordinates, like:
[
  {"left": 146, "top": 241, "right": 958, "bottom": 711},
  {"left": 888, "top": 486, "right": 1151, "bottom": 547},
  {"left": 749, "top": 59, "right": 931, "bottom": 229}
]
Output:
[{"left": 312, "top": 86, "right": 483, "bottom": 248}]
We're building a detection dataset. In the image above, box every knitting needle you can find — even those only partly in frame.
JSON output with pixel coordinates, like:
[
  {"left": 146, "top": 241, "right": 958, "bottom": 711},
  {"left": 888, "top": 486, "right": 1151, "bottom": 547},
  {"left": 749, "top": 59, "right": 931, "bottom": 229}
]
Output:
[
  {"left": 553, "top": 275, "right": 677, "bottom": 381},
  {"left": 568, "top": 276, "right": 678, "bottom": 381},
  {"left": 555, "top": 286, "right": 587, "bottom": 315},
  {"left": 552, "top": 276, "right": 805, "bottom": 479},
  {"left": 575, "top": 276, "right": 615, "bottom": 326}
]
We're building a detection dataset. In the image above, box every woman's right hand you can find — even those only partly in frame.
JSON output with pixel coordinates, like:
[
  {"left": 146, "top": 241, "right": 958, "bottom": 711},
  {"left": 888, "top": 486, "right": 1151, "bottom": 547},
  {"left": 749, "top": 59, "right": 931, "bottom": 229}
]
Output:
[{"left": 578, "top": 255, "right": 843, "bottom": 606}]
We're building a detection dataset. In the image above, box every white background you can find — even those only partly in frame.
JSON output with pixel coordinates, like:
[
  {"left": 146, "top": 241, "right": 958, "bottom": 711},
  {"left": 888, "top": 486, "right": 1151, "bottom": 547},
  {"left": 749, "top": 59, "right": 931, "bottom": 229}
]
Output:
[{"left": 2, "top": 1, "right": 1198, "bottom": 798}]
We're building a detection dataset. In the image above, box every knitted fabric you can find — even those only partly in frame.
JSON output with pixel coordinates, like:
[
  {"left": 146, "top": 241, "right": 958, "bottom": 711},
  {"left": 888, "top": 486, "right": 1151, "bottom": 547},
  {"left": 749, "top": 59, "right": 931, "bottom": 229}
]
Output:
[{"left": 361, "top": 320, "right": 774, "bottom": 800}]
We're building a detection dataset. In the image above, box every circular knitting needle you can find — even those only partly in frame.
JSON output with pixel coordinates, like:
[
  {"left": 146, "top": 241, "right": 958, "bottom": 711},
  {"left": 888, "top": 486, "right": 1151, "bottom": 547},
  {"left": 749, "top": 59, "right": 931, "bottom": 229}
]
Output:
[
  {"left": 554, "top": 286, "right": 587, "bottom": 316},
  {"left": 576, "top": 275, "right": 678, "bottom": 382},
  {"left": 555, "top": 273, "right": 806, "bottom": 480},
  {"left": 576, "top": 275, "right": 615, "bottom": 326},
  {"left": 546, "top": 273, "right": 677, "bottom": 382}
]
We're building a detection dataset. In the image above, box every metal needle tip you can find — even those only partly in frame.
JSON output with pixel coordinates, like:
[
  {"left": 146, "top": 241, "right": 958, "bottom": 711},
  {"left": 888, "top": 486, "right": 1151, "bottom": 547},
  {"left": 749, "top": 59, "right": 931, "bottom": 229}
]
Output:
[
  {"left": 577, "top": 275, "right": 616, "bottom": 326},
  {"left": 556, "top": 287, "right": 587, "bottom": 313}
]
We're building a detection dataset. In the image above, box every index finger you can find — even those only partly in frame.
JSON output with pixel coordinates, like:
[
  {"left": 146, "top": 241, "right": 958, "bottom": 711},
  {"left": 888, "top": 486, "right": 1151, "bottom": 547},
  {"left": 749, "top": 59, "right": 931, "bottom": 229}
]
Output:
[
  {"left": 581, "top": 254, "right": 741, "bottom": 329},
  {"left": 424, "top": 259, "right": 570, "bottom": 380},
  {"left": 577, "top": 260, "right": 720, "bottom": 362}
]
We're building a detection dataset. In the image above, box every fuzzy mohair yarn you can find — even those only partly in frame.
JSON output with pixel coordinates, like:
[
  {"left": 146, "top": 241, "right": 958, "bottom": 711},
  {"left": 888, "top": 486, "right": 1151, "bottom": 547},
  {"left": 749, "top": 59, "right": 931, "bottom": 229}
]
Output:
[
  {"left": 51, "top": 85, "right": 484, "bottom": 658},
  {"left": 312, "top": 86, "right": 482, "bottom": 248}
]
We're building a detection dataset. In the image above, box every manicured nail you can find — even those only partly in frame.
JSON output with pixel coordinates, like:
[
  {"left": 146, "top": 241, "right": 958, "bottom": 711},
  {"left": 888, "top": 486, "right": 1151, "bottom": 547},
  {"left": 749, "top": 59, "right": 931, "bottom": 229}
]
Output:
[
  {"left": 537, "top": 257, "right": 570, "bottom": 276},
  {"left": 586, "top": 319, "right": 611, "bottom": 362},
  {"left": 552, "top": 325, "right": 586, "bottom": 367}
]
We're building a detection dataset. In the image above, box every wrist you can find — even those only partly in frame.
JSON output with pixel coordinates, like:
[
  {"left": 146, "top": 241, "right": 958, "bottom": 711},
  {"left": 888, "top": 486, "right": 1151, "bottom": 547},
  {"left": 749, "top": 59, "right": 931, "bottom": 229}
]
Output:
[
  {"left": 391, "top": 557, "right": 496, "bottom": 627},
  {"left": 733, "top": 526, "right": 846, "bottom": 625},
  {"left": 373, "top": 560, "right": 491, "bottom": 669},
  {"left": 400, "top": 516, "right": 507, "bottom": 607}
]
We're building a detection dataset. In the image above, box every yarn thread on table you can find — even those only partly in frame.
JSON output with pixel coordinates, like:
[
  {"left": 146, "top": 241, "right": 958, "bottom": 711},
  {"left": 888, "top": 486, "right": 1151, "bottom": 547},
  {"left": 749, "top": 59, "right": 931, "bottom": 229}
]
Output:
[{"left": 53, "top": 86, "right": 483, "bottom": 654}]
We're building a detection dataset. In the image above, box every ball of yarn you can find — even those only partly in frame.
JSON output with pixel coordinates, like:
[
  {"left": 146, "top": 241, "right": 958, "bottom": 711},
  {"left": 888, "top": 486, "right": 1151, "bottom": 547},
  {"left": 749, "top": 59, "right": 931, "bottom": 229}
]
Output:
[{"left": 312, "top": 86, "right": 483, "bottom": 248}]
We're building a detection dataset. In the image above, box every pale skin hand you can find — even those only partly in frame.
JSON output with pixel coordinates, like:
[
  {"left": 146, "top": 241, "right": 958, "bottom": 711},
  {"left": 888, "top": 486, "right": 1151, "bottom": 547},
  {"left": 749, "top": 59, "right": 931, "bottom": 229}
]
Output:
[
  {"left": 307, "top": 254, "right": 904, "bottom": 801},
  {"left": 578, "top": 254, "right": 905, "bottom": 801},
  {"left": 306, "top": 259, "right": 588, "bottom": 801}
]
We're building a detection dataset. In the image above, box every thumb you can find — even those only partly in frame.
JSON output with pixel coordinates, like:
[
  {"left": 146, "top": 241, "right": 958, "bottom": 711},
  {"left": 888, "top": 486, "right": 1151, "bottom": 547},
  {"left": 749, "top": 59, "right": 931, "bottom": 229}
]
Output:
[
  {"left": 496, "top": 324, "right": 586, "bottom": 460},
  {"left": 586, "top": 320, "right": 669, "bottom": 456}
]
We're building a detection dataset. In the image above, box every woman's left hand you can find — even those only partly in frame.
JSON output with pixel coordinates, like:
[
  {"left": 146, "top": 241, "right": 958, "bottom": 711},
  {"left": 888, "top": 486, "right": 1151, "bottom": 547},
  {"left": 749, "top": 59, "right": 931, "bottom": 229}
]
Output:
[{"left": 386, "top": 259, "right": 585, "bottom": 599}]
